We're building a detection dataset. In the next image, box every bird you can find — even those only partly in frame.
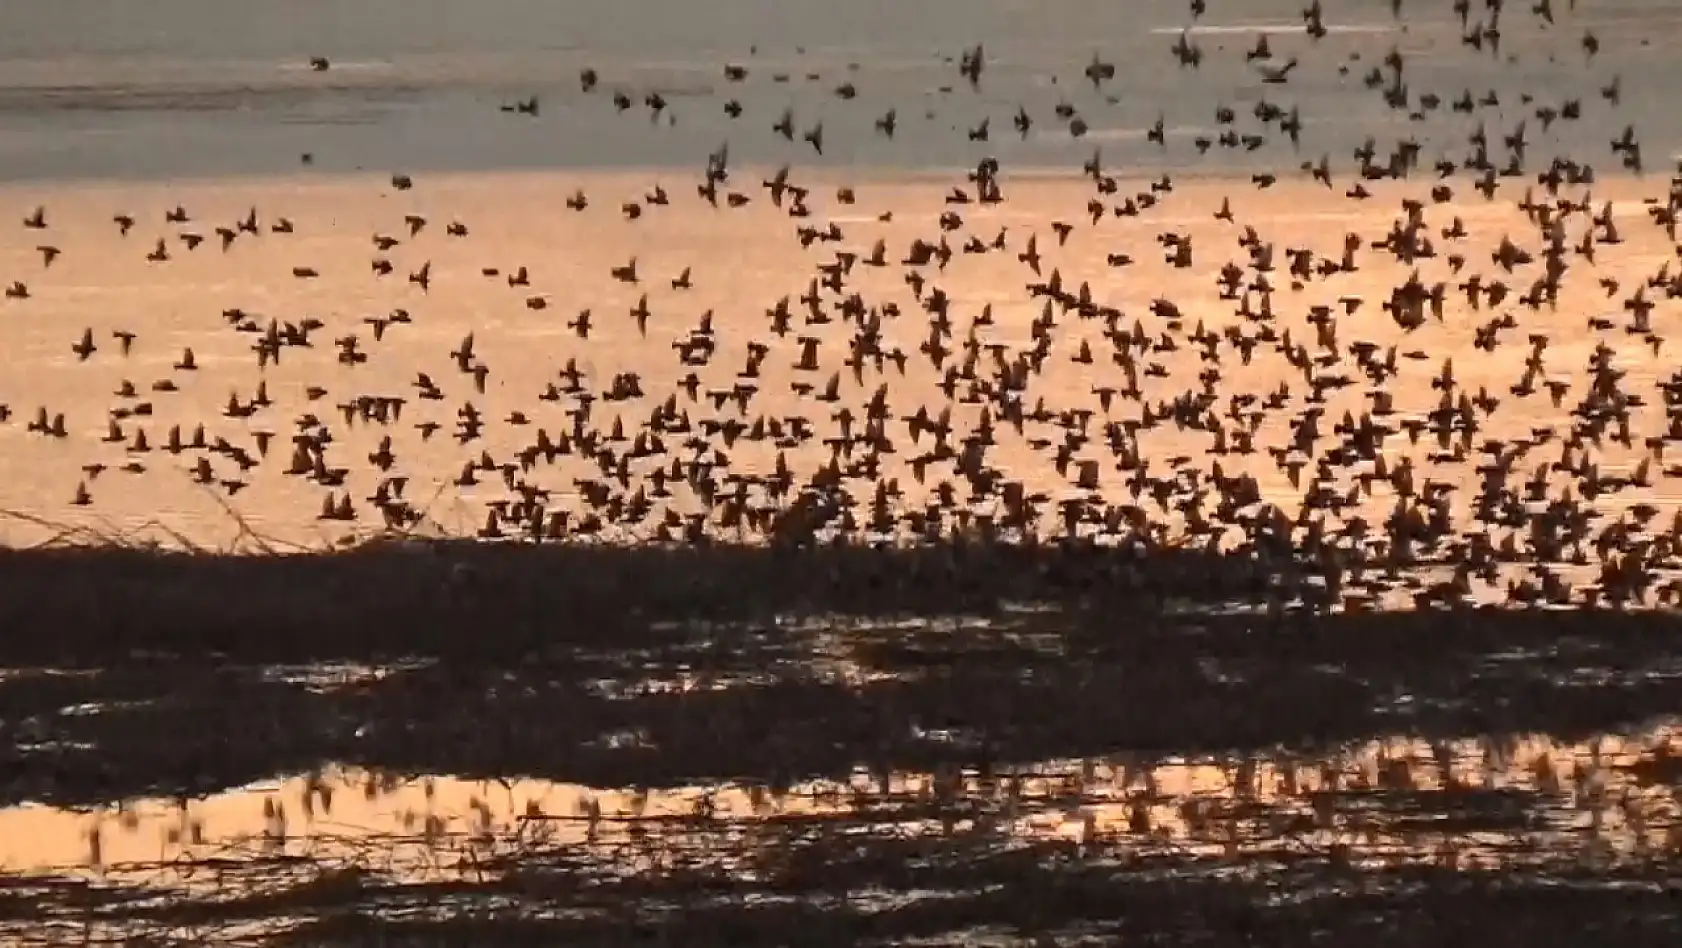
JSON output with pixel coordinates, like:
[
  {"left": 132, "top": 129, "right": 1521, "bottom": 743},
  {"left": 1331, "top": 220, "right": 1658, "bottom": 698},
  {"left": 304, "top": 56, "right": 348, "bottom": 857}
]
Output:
[
  {"left": 71, "top": 328, "right": 96, "bottom": 361},
  {"left": 0, "top": 9, "right": 1671, "bottom": 631}
]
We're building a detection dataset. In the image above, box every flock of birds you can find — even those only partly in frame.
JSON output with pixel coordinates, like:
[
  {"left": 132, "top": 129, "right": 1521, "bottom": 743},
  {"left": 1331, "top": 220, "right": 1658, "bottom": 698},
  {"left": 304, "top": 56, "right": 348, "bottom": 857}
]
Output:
[{"left": 4, "top": 0, "right": 1682, "bottom": 611}]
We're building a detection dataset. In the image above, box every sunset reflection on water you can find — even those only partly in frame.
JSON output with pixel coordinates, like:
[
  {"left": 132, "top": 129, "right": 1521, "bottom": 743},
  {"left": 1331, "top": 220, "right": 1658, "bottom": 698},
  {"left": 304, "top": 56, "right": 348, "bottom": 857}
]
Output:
[{"left": 6, "top": 721, "right": 1680, "bottom": 893}]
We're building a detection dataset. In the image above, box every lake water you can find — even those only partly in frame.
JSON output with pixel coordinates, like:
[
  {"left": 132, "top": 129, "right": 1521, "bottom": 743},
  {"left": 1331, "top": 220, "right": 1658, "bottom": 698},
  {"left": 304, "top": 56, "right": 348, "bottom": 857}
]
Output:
[{"left": 0, "top": 0, "right": 1679, "bottom": 180}]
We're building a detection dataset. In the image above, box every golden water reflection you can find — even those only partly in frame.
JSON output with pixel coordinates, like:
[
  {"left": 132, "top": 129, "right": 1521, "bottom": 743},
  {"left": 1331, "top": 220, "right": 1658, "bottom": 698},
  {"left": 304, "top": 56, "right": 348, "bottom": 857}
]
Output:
[{"left": 5, "top": 723, "right": 1682, "bottom": 896}]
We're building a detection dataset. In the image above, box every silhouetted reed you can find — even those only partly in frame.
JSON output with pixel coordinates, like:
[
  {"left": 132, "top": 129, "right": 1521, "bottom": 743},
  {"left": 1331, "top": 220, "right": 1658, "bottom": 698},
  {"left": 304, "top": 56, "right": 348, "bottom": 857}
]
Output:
[
  {"left": 4, "top": 505, "right": 1674, "bottom": 669},
  {"left": 8, "top": 781, "right": 1682, "bottom": 948},
  {"left": 4, "top": 581, "right": 1682, "bottom": 808},
  {"left": 0, "top": 504, "right": 1290, "bottom": 666}
]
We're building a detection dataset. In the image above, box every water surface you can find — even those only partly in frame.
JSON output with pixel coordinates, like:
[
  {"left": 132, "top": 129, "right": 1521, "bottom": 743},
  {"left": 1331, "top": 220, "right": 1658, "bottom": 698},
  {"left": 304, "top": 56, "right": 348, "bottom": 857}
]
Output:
[{"left": 0, "top": 0, "right": 1677, "bottom": 180}]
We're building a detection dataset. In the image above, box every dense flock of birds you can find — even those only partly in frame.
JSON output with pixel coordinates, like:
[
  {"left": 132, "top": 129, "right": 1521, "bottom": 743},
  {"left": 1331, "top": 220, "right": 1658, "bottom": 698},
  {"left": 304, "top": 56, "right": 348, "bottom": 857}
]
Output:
[{"left": 4, "top": 0, "right": 1682, "bottom": 611}]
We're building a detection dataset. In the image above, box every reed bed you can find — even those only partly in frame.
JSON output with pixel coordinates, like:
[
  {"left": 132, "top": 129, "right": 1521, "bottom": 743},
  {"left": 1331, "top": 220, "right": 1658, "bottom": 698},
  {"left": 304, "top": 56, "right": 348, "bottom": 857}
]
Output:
[
  {"left": 6, "top": 754, "right": 1682, "bottom": 947},
  {"left": 4, "top": 510, "right": 1682, "bottom": 944},
  {"left": 2, "top": 502, "right": 1682, "bottom": 807},
  {"left": 1, "top": 580, "right": 1681, "bottom": 807},
  {"left": 1, "top": 503, "right": 1676, "bottom": 669},
  {"left": 0, "top": 501, "right": 1296, "bottom": 667}
]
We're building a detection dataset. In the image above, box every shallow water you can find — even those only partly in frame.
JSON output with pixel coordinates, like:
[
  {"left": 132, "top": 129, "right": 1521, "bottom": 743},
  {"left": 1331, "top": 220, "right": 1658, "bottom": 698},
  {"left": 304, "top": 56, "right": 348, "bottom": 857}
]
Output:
[
  {"left": 6, "top": 727, "right": 1678, "bottom": 881},
  {"left": 2, "top": 569, "right": 1681, "bottom": 938},
  {"left": 3, "top": 720, "right": 1680, "bottom": 943}
]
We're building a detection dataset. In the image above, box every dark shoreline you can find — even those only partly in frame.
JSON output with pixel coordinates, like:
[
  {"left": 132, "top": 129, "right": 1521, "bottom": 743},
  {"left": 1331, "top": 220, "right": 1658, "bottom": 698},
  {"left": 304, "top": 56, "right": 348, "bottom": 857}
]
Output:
[
  {"left": 0, "top": 536, "right": 1270, "bottom": 666},
  {"left": 1, "top": 538, "right": 1680, "bottom": 809}
]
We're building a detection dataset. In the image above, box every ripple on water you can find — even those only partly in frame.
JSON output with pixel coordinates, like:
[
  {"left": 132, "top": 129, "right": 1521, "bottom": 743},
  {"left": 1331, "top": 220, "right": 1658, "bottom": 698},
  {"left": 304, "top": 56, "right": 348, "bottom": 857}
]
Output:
[{"left": 2, "top": 724, "right": 1681, "bottom": 942}]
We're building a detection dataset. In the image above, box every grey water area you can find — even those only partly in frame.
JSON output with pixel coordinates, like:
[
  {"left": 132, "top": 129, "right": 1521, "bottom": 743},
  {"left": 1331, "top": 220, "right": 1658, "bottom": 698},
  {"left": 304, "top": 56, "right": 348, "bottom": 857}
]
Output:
[{"left": 0, "top": 0, "right": 1677, "bottom": 182}]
